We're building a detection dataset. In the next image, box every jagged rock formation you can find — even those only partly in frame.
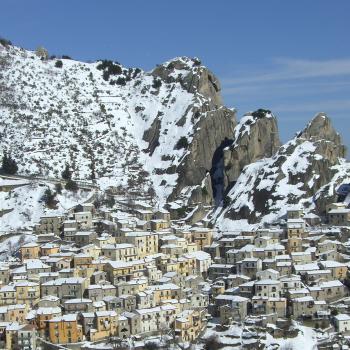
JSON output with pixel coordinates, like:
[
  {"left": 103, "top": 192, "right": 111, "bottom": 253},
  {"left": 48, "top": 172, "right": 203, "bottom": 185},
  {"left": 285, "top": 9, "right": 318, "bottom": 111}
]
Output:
[
  {"left": 216, "top": 113, "right": 349, "bottom": 227},
  {"left": 209, "top": 109, "right": 281, "bottom": 204},
  {"left": 152, "top": 57, "right": 223, "bottom": 106},
  {"left": 170, "top": 106, "right": 236, "bottom": 205}
]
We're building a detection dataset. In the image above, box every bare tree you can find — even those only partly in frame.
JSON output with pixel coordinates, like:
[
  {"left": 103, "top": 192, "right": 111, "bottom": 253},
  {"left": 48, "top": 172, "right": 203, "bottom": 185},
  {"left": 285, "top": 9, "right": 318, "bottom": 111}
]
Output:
[
  {"left": 203, "top": 335, "right": 221, "bottom": 350},
  {"left": 35, "top": 46, "right": 49, "bottom": 60},
  {"left": 17, "top": 234, "right": 26, "bottom": 248}
]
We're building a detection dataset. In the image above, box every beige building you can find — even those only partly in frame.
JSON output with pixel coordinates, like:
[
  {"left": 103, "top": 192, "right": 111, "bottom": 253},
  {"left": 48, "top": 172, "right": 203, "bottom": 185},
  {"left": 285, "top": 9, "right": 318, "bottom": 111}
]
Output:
[
  {"left": 135, "top": 304, "right": 177, "bottom": 334},
  {"left": 255, "top": 280, "right": 281, "bottom": 298},
  {"left": 41, "top": 277, "right": 88, "bottom": 301},
  {"left": 190, "top": 227, "right": 213, "bottom": 250},
  {"left": 147, "top": 283, "right": 182, "bottom": 303},
  {"left": 215, "top": 295, "right": 249, "bottom": 321},
  {"left": 252, "top": 296, "right": 287, "bottom": 317},
  {"left": 319, "top": 261, "right": 347, "bottom": 280},
  {"left": 287, "top": 219, "right": 305, "bottom": 253},
  {"left": 124, "top": 232, "right": 159, "bottom": 258},
  {"left": 14, "top": 281, "right": 40, "bottom": 306},
  {"left": 20, "top": 242, "right": 40, "bottom": 262},
  {"left": 328, "top": 209, "right": 350, "bottom": 226},
  {"left": 35, "top": 215, "right": 64, "bottom": 235},
  {"left": 292, "top": 296, "right": 327, "bottom": 319},
  {"left": 101, "top": 243, "right": 137, "bottom": 261}
]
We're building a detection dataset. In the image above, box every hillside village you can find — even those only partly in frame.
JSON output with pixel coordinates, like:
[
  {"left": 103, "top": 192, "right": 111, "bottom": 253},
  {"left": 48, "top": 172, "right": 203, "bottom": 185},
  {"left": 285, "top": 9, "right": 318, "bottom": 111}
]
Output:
[
  {"left": 0, "top": 176, "right": 349, "bottom": 349},
  {"left": 0, "top": 39, "right": 350, "bottom": 350}
]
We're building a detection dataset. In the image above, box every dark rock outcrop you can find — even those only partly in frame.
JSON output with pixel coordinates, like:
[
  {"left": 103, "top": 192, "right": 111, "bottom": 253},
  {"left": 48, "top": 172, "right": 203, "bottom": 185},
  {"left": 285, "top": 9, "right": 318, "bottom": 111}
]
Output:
[
  {"left": 142, "top": 116, "right": 161, "bottom": 155},
  {"left": 169, "top": 106, "right": 236, "bottom": 205}
]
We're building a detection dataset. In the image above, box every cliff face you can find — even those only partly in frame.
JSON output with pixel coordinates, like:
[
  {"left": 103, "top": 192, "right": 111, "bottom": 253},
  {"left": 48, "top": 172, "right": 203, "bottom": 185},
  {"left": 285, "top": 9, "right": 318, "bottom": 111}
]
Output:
[
  {"left": 216, "top": 113, "right": 349, "bottom": 226},
  {"left": 222, "top": 110, "right": 281, "bottom": 190},
  {"left": 149, "top": 57, "right": 237, "bottom": 205}
]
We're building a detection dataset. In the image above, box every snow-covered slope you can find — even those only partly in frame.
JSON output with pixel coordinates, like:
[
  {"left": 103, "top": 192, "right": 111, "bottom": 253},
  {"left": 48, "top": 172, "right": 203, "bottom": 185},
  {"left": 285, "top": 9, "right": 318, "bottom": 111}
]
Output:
[
  {"left": 0, "top": 179, "right": 92, "bottom": 232},
  {"left": 215, "top": 114, "right": 350, "bottom": 229},
  {"left": 1, "top": 43, "right": 349, "bottom": 231},
  {"left": 0, "top": 45, "right": 236, "bottom": 206}
]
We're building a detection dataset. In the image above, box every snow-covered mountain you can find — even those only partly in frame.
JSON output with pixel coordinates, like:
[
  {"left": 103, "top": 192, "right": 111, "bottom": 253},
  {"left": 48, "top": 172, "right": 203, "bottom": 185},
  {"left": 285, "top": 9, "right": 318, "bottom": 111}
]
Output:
[
  {"left": 0, "top": 44, "right": 235, "bottom": 208},
  {"left": 0, "top": 43, "right": 349, "bottom": 231},
  {"left": 215, "top": 113, "right": 350, "bottom": 230}
]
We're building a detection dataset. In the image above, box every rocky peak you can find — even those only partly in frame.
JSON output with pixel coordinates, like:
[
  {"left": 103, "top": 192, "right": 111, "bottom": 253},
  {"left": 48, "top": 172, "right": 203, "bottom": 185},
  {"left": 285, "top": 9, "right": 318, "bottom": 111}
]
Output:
[
  {"left": 298, "top": 112, "right": 347, "bottom": 160},
  {"left": 152, "top": 56, "right": 223, "bottom": 106},
  {"left": 300, "top": 113, "right": 343, "bottom": 145}
]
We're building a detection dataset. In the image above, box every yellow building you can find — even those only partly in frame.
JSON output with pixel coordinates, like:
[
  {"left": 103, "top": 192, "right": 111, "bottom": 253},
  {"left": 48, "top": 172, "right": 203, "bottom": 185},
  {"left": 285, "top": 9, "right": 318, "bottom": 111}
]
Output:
[
  {"left": 48, "top": 314, "right": 83, "bottom": 344},
  {"left": 124, "top": 231, "right": 159, "bottom": 258},
  {"left": 73, "top": 253, "right": 94, "bottom": 268},
  {"left": 116, "top": 278, "right": 148, "bottom": 296},
  {"left": 40, "top": 243, "right": 60, "bottom": 256},
  {"left": 190, "top": 228, "right": 213, "bottom": 250},
  {"left": 177, "top": 255, "right": 196, "bottom": 276},
  {"left": 20, "top": 242, "right": 40, "bottom": 262},
  {"left": 101, "top": 243, "right": 137, "bottom": 261},
  {"left": 35, "top": 306, "right": 62, "bottom": 336},
  {"left": 287, "top": 219, "right": 305, "bottom": 253},
  {"left": 175, "top": 309, "right": 206, "bottom": 342},
  {"left": 105, "top": 260, "right": 150, "bottom": 283},
  {"left": 319, "top": 261, "right": 348, "bottom": 280},
  {"left": 148, "top": 283, "right": 182, "bottom": 303},
  {"left": 156, "top": 256, "right": 178, "bottom": 274},
  {"left": 150, "top": 219, "right": 170, "bottom": 231},
  {"left": 90, "top": 311, "right": 118, "bottom": 342}
]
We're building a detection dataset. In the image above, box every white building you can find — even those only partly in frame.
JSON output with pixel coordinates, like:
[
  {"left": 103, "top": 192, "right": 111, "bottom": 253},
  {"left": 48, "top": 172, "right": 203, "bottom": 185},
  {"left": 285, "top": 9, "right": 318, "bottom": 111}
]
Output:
[{"left": 334, "top": 313, "right": 350, "bottom": 332}]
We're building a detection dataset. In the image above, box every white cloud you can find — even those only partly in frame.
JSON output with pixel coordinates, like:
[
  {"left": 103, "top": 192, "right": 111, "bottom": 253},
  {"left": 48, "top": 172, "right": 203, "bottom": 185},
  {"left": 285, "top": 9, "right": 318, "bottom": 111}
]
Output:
[
  {"left": 222, "top": 58, "right": 350, "bottom": 86},
  {"left": 271, "top": 99, "right": 350, "bottom": 113},
  {"left": 222, "top": 80, "right": 350, "bottom": 96}
]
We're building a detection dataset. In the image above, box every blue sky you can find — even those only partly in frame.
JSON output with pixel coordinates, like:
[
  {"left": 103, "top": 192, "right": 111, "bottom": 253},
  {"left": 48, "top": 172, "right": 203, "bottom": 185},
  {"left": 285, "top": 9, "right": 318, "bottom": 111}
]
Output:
[{"left": 1, "top": 0, "right": 349, "bottom": 151}]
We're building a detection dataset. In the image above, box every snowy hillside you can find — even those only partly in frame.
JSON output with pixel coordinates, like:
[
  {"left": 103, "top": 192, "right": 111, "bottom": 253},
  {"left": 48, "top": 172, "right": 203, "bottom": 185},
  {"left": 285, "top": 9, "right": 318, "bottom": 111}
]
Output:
[
  {"left": 215, "top": 114, "right": 350, "bottom": 229},
  {"left": 1, "top": 43, "right": 349, "bottom": 232},
  {"left": 0, "top": 44, "right": 236, "bottom": 206},
  {"left": 0, "top": 178, "right": 92, "bottom": 232}
]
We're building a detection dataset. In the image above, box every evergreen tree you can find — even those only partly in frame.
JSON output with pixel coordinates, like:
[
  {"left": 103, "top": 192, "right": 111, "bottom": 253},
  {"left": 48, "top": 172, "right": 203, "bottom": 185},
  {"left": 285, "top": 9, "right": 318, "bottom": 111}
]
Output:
[
  {"left": 105, "top": 196, "right": 115, "bottom": 208},
  {"left": 42, "top": 188, "right": 57, "bottom": 209},
  {"left": 61, "top": 163, "right": 72, "bottom": 180},
  {"left": 55, "top": 183, "right": 63, "bottom": 194},
  {"left": 65, "top": 179, "right": 78, "bottom": 192},
  {"left": 55, "top": 60, "right": 63, "bottom": 68},
  {"left": 1, "top": 152, "right": 18, "bottom": 174}
]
